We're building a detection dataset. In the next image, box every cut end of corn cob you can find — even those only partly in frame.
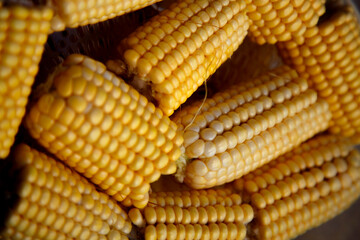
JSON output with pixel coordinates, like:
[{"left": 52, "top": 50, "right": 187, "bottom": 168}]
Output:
[
  {"left": 118, "top": 0, "right": 250, "bottom": 116},
  {"left": 0, "top": 144, "right": 131, "bottom": 239},
  {"left": 0, "top": 4, "right": 53, "bottom": 158},
  {"left": 277, "top": 6, "right": 360, "bottom": 140},
  {"left": 24, "top": 54, "right": 183, "bottom": 208},
  {"left": 49, "top": 0, "right": 162, "bottom": 32},
  {"left": 246, "top": 0, "right": 326, "bottom": 44},
  {"left": 172, "top": 65, "right": 331, "bottom": 189},
  {"left": 128, "top": 185, "right": 253, "bottom": 240},
  {"left": 234, "top": 134, "right": 360, "bottom": 240}
]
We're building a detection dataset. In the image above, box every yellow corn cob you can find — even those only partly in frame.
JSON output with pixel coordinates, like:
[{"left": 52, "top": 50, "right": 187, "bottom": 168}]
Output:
[
  {"left": 24, "top": 54, "right": 183, "bottom": 208},
  {"left": 277, "top": 7, "right": 360, "bottom": 142},
  {"left": 245, "top": 0, "right": 326, "bottom": 44},
  {"left": 114, "top": 0, "right": 249, "bottom": 116},
  {"left": 0, "top": 144, "right": 131, "bottom": 239},
  {"left": 128, "top": 187, "right": 253, "bottom": 240},
  {"left": 49, "top": 0, "right": 161, "bottom": 31},
  {"left": 234, "top": 135, "right": 360, "bottom": 240},
  {"left": 0, "top": 5, "right": 53, "bottom": 158},
  {"left": 173, "top": 66, "right": 331, "bottom": 189}
]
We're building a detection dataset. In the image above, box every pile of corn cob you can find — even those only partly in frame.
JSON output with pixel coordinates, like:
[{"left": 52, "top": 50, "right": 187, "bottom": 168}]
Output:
[{"left": 1, "top": 0, "right": 360, "bottom": 239}]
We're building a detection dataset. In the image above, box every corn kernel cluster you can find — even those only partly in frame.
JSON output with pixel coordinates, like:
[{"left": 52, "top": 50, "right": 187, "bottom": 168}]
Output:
[
  {"left": 119, "top": 0, "right": 249, "bottom": 116},
  {"left": 128, "top": 188, "right": 253, "bottom": 240},
  {"left": 234, "top": 135, "right": 360, "bottom": 240},
  {"left": 278, "top": 8, "right": 360, "bottom": 141},
  {"left": 24, "top": 54, "right": 183, "bottom": 208},
  {"left": 50, "top": 0, "right": 161, "bottom": 31},
  {"left": 1, "top": 144, "right": 131, "bottom": 240},
  {"left": 245, "top": 0, "right": 326, "bottom": 44},
  {"left": 173, "top": 66, "right": 331, "bottom": 189},
  {"left": 0, "top": 5, "right": 52, "bottom": 158}
]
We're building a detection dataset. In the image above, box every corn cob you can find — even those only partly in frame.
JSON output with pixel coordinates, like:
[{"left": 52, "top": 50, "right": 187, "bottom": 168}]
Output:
[
  {"left": 114, "top": 0, "right": 249, "bottom": 116},
  {"left": 277, "top": 7, "right": 360, "bottom": 142},
  {"left": 0, "top": 144, "right": 131, "bottom": 239},
  {"left": 234, "top": 135, "right": 360, "bottom": 240},
  {"left": 173, "top": 66, "right": 331, "bottom": 189},
  {"left": 24, "top": 54, "right": 183, "bottom": 208},
  {"left": 49, "top": 0, "right": 161, "bottom": 31},
  {"left": 0, "top": 5, "right": 53, "bottom": 158},
  {"left": 128, "top": 187, "right": 253, "bottom": 240},
  {"left": 245, "top": 0, "right": 326, "bottom": 44}
]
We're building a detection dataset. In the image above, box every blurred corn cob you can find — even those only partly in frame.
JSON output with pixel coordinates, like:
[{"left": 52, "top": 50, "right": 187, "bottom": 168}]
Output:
[
  {"left": 128, "top": 187, "right": 253, "bottom": 240},
  {"left": 49, "top": 0, "right": 162, "bottom": 31},
  {"left": 111, "top": 0, "right": 249, "bottom": 116},
  {"left": 24, "top": 54, "right": 183, "bottom": 208},
  {"left": 0, "top": 5, "right": 52, "bottom": 158},
  {"left": 245, "top": 0, "right": 326, "bottom": 44},
  {"left": 208, "top": 37, "right": 283, "bottom": 93},
  {"left": 0, "top": 144, "right": 131, "bottom": 239},
  {"left": 173, "top": 66, "right": 331, "bottom": 189},
  {"left": 277, "top": 7, "right": 360, "bottom": 142},
  {"left": 234, "top": 135, "right": 360, "bottom": 240}
]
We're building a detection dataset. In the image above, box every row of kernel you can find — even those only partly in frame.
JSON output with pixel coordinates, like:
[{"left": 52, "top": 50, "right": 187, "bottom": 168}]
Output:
[{"left": 144, "top": 222, "right": 246, "bottom": 240}]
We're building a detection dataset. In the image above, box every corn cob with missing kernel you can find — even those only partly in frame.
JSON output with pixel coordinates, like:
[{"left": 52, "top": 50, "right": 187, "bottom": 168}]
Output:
[
  {"left": 173, "top": 66, "right": 331, "bottom": 189},
  {"left": 0, "top": 5, "right": 53, "bottom": 158},
  {"left": 277, "top": 7, "right": 360, "bottom": 142},
  {"left": 49, "top": 0, "right": 162, "bottom": 31},
  {"left": 111, "top": 0, "right": 249, "bottom": 116},
  {"left": 128, "top": 187, "right": 253, "bottom": 240},
  {"left": 24, "top": 54, "right": 183, "bottom": 208},
  {"left": 245, "top": 0, "right": 326, "bottom": 44},
  {"left": 233, "top": 135, "right": 360, "bottom": 240},
  {"left": 0, "top": 144, "right": 131, "bottom": 239}
]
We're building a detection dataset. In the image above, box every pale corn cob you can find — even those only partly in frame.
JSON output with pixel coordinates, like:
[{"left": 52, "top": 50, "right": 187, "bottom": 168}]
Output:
[
  {"left": 173, "top": 66, "right": 331, "bottom": 189},
  {"left": 24, "top": 54, "right": 183, "bottom": 208},
  {"left": 49, "top": 0, "right": 162, "bottom": 31},
  {"left": 233, "top": 135, "right": 360, "bottom": 240},
  {"left": 245, "top": 0, "right": 326, "bottom": 44},
  {"left": 0, "top": 144, "right": 131, "bottom": 239},
  {"left": 277, "top": 7, "right": 360, "bottom": 142},
  {"left": 128, "top": 187, "right": 253, "bottom": 240},
  {"left": 0, "top": 5, "right": 53, "bottom": 158},
  {"left": 114, "top": 0, "right": 249, "bottom": 116}
]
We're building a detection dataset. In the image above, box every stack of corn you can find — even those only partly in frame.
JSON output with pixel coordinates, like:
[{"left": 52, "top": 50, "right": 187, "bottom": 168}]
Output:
[
  {"left": 24, "top": 54, "right": 183, "bottom": 208},
  {"left": 0, "top": 144, "right": 131, "bottom": 239},
  {"left": 49, "top": 0, "right": 162, "bottom": 31},
  {"left": 234, "top": 135, "right": 360, "bottom": 240},
  {"left": 277, "top": 7, "right": 360, "bottom": 141},
  {"left": 1, "top": 0, "right": 360, "bottom": 239},
  {"left": 128, "top": 188, "right": 253, "bottom": 240},
  {"left": 173, "top": 66, "right": 331, "bottom": 189},
  {"left": 0, "top": 5, "right": 53, "bottom": 158}
]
